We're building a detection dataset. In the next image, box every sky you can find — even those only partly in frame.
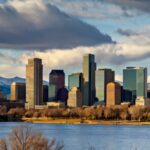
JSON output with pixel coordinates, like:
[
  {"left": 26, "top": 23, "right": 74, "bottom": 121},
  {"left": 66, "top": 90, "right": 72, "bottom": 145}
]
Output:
[{"left": 0, "top": 0, "right": 150, "bottom": 83}]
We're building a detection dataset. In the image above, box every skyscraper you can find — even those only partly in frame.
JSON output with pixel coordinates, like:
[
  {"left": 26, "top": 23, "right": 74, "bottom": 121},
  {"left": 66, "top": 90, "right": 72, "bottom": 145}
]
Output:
[
  {"left": 68, "top": 73, "right": 83, "bottom": 91},
  {"left": 95, "top": 69, "right": 115, "bottom": 104},
  {"left": 43, "top": 85, "right": 48, "bottom": 103},
  {"left": 123, "top": 67, "right": 147, "bottom": 103},
  {"left": 83, "top": 54, "right": 96, "bottom": 106},
  {"left": 26, "top": 58, "right": 43, "bottom": 109},
  {"left": 49, "top": 70, "right": 68, "bottom": 104}
]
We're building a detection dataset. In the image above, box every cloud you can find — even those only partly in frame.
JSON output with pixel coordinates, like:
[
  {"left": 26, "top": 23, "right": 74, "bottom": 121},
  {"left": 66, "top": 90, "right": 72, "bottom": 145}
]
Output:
[
  {"left": 16, "top": 26, "right": 150, "bottom": 67},
  {"left": 104, "top": 0, "right": 150, "bottom": 13},
  {"left": 0, "top": 0, "right": 113, "bottom": 50},
  {"left": 117, "top": 28, "right": 138, "bottom": 37},
  {"left": 19, "top": 44, "right": 150, "bottom": 69},
  {"left": 148, "top": 76, "right": 150, "bottom": 83},
  {"left": 0, "top": 64, "right": 25, "bottom": 78},
  {"left": 48, "top": 0, "right": 137, "bottom": 20}
]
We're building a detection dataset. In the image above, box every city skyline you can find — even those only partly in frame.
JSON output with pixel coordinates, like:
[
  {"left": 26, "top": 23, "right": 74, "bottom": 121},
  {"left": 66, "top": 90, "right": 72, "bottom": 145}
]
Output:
[
  {"left": 7, "top": 54, "right": 149, "bottom": 108},
  {"left": 0, "top": 0, "right": 149, "bottom": 82}
]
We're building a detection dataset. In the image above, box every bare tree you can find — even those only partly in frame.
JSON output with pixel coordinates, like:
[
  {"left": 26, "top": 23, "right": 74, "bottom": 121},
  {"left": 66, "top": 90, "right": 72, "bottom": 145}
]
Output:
[
  {"left": 0, "top": 125, "right": 63, "bottom": 150},
  {"left": 0, "top": 139, "right": 7, "bottom": 150}
]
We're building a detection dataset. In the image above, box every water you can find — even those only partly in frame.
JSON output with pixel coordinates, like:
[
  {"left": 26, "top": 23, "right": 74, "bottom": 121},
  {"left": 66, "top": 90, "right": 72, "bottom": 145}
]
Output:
[{"left": 0, "top": 122, "right": 150, "bottom": 150}]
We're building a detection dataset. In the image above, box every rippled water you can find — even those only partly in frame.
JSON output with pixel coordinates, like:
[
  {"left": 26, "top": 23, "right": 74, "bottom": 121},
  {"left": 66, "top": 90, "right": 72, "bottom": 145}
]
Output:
[{"left": 0, "top": 122, "right": 150, "bottom": 150}]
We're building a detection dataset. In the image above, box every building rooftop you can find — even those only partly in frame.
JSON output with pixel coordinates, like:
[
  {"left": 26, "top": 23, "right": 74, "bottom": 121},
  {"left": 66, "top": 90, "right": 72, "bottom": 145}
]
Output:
[
  {"left": 69, "top": 72, "right": 82, "bottom": 76},
  {"left": 50, "top": 70, "right": 65, "bottom": 75},
  {"left": 84, "top": 53, "right": 94, "bottom": 57},
  {"left": 126, "top": 67, "right": 147, "bottom": 70},
  {"left": 97, "top": 68, "right": 114, "bottom": 71},
  {"left": 11, "top": 82, "right": 25, "bottom": 86}
]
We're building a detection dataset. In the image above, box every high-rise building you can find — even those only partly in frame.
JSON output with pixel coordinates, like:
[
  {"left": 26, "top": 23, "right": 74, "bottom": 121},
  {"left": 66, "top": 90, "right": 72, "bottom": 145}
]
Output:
[
  {"left": 68, "top": 87, "right": 82, "bottom": 107},
  {"left": 68, "top": 73, "right": 83, "bottom": 91},
  {"left": 49, "top": 70, "right": 66, "bottom": 102},
  {"left": 106, "top": 82, "right": 121, "bottom": 107},
  {"left": 123, "top": 67, "right": 147, "bottom": 103},
  {"left": 147, "top": 90, "right": 150, "bottom": 98},
  {"left": 95, "top": 69, "right": 115, "bottom": 104},
  {"left": 43, "top": 85, "right": 48, "bottom": 103},
  {"left": 26, "top": 58, "right": 43, "bottom": 109},
  {"left": 10, "top": 82, "right": 26, "bottom": 102},
  {"left": 83, "top": 54, "right": 96, "bottom": 106}
]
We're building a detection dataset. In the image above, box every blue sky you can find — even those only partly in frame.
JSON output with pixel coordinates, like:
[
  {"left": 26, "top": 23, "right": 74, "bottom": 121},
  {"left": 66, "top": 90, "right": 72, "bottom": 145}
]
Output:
[{"left": 0, "top": 0, "right": 150, "bottom": 82}]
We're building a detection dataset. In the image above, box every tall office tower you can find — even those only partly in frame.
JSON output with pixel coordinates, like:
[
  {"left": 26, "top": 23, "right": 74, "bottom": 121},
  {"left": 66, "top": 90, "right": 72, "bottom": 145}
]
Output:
[
  {"left": 49, "top": 70, "right": 65, "bottom": 101},
  {"left": 26, "top": 58, "right": 43, "bottom": 109},
  {"left": 68, "top": 73, "right": 84, "bottom": 91},
  {"left": 106, "top": 82, "right": 121, "bottom": 107},
  {"left": 10, "top": 82, "right": 26, "bottom": 102},
  {"left": 123, "top": 67, "right": 147, "bottom": 103},
  {"left": 83, "top": 54, "right": 96, "bottom": 106},
  {"left": 95, "top": 69, "right": 115, "bottom": 104},
  {"left": 43, "top": 85, "right": 48, "bottom": 103},
  {"left": 68, "top": 87, "right": 82, "bottom": 107},
  {"left": 147, "top": 90, "right": 150, "bottom": 98}
]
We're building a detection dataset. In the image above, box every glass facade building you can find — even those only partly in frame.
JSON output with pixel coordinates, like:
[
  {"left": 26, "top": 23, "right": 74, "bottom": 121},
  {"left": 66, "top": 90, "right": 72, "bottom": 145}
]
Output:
[
  {"left": 123, "top": 67, "right": 147, "bottom": 103},
  {"left": 68, "top": 73, "right": 83, "bottom": 91},
  {"left": 83, "top": 54, "right": 96, "bottom": 106},
  {"left": 95, "top": 69, "right": 114, "bottom": 104}
]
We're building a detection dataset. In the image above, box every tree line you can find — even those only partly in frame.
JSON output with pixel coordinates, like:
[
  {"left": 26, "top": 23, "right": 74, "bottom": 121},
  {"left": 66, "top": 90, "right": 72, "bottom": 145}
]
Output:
[{"left": 1, "top": 105, "right": 150, "bottom": 121}]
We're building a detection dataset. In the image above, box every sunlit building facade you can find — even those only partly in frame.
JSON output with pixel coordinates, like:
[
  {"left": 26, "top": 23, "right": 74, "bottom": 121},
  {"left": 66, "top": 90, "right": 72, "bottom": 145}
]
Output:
[
  {"left": 95, "top": 69, "right": 115, "bottom": 104},
  {"left": 26, "top": 58, "right": 43, "bottom": 109},
  {"left": 68, "top": 87, "right": 82, "bottom": 107},
  {"left": 10, "top": 82, "right": 26, "bottom": 102},
  {"left": 106, "top": 82, "right": 121, "bottom": 107}
]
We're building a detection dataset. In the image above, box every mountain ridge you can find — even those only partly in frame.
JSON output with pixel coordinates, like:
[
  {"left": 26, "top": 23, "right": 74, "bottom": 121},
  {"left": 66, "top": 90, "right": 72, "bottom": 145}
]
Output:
[{"left": 0, "top": 76, "right": 48, "bottom": 96}]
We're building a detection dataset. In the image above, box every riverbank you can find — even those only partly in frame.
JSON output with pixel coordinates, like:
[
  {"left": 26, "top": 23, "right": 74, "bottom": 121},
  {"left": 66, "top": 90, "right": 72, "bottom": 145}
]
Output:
[{"left": 22, "top": 118, "right": 150, "bottom": 126}]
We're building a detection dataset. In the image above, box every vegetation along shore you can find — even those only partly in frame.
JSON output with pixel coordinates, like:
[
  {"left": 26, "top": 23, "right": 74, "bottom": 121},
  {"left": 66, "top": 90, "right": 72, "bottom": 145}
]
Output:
[{"left": 2, "top": 105, "right": 150, "bottom": 125}]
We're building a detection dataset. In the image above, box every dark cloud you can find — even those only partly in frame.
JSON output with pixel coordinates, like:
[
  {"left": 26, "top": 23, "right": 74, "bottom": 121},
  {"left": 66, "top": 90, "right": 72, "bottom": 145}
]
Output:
[
  {"left": 0, "top": 1, "right": 113, "bottom": 50},
  {"left": 103, "top": 0, "right": 150, "bottom": 13},
  {"left": 117, "top": 28, "right": 138, "bottom": 37}
]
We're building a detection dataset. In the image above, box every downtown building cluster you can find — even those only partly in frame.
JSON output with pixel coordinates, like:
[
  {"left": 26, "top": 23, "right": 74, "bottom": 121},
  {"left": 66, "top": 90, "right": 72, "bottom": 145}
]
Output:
[{"left": 4, "top": 53, "right": 150, "bottom": 109}]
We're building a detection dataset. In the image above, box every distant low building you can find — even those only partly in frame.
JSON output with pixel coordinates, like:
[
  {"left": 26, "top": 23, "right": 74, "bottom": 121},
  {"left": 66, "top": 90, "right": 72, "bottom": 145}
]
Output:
[
  {"left": 106, "top": 82, "right": 121, "bottom": 107},
  {"left": 10, "top": 82, "right": 26, "bottom": 102},
  {"left": 35, "top": 105, "right": 47, "bottom": 110},
  {"left": 68, "top": 87, "right": 82, "bottom": 107},
  {"left": 47, "top": 102, "right": 65, "bottom": 108},
  {"left": 0, "top": 99, "right": 25, "bottom": 111},
  {"left": 136, "top": 97, "right": 150, "bottom": 106}
]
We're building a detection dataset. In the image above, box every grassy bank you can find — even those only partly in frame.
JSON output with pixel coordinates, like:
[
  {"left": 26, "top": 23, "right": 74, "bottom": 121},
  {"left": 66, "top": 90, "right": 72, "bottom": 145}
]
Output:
[{"left": 22, "top": 117, "right": 150, "bottom": 126}]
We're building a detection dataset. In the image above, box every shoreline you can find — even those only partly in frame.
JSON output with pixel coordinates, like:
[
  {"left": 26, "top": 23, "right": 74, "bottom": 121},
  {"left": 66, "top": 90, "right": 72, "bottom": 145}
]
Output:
[{"left": 22, "top": 118, "right": 150, "bottom": 126}]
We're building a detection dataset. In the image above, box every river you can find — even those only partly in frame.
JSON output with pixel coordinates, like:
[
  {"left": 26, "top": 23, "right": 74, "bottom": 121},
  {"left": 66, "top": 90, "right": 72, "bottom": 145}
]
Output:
[{"left": 0, "top": 122, "right": 150, "bottom": 150}]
